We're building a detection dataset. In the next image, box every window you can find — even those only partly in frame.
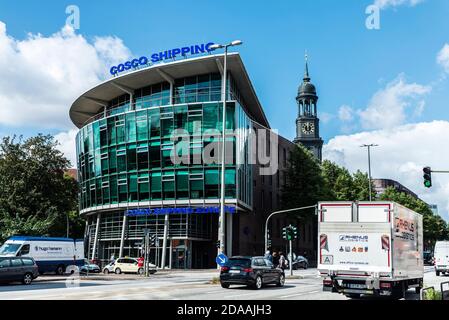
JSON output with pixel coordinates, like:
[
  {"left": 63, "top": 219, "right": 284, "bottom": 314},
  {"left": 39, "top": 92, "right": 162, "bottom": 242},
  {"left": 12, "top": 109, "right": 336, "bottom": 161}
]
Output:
[
  {"left": 19, "top": 244, "right": 30, "bottom": 256},
  {"left": 176, "top": 170, "right": 189, "bottom": 199},
  {"left": 10, "top": 259, "right": 23, "bottom": 267},
  {"left": 21, "top": 258, "right": 34, "bottom": 266},
  {"left": 205, "top": 169, "right": 219, "bottom": 198},
  {"left": 151, "top": 172, "right": 162, "bottom": 200},
  {"left": 0, "top": 259, "right": 11, "bottom": 268}
]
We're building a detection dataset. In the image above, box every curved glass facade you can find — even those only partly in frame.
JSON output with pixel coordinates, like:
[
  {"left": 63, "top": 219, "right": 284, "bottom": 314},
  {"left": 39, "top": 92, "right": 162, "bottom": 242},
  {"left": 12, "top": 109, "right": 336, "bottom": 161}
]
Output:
[
  {"left": 74, "top": 70, "right": 260, "bottom": 268},
  {"left": 76, "top": 74, "right": 253, "bottom": 214}
]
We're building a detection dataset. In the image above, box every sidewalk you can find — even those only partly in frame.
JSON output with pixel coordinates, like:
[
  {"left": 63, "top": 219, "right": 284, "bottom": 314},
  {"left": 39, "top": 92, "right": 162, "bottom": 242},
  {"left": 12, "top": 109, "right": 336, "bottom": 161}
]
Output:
[{"left": 34, "top": 269, "right": 220, "bottom": 282}]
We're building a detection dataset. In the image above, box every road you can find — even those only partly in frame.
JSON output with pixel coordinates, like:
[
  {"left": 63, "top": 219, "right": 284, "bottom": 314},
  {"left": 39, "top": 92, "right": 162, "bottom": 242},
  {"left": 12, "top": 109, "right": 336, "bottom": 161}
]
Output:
[{"left": 0, "top": 266, "right": 445, "bottom": 300}]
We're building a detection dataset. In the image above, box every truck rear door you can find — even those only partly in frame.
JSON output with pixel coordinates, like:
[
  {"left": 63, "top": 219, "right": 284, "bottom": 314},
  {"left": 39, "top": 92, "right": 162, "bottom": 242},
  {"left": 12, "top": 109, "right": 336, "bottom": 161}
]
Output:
[{"left": 318, "top": 202, "right": 393, "bottom": 275}]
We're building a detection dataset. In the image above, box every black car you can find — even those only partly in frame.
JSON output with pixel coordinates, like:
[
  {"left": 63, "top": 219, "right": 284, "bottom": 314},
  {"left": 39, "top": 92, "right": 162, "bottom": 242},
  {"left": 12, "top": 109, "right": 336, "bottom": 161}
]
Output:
[
  {"left": 0, "top": 257, "right": 39, "bottom": 285},
  {"left": 220, "top": 256, "right": 285, "bottom": 289}
]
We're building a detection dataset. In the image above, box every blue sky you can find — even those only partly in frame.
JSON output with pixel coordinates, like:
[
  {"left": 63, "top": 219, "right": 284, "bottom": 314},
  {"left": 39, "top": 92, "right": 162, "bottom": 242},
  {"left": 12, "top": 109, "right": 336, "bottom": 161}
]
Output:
[
  {"left": 0, "top": 0, "right": 448, "bottom": 139},
  {"left": 1, "top": 0, "right": 449, "bottom": 219}
]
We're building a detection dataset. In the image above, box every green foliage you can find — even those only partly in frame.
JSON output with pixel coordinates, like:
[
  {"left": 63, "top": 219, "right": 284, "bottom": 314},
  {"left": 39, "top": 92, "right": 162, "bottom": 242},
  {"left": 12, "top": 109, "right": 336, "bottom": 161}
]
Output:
[
  {"left": 422, "top": 287, "right": 442, "bottom": 300},
  {"left": 0, "top": 134, "right": 83, "bottom": 243},
  {"left": 322, "top": 160, "right": 376, "bottom": 201},
  {"left": 281, "top": 145, "right": 327, "bottom": 219}
]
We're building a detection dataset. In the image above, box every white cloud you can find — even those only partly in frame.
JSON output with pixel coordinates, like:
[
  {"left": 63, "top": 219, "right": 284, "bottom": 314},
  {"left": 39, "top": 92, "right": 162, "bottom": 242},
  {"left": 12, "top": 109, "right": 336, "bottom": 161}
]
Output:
[
  {"left": 55, "top": 129, "right": 78, "bottom": 168},
  {"left": 0, "top": 21, "right": 132, "bottom": 129},
  {"left": 437, "top": 43, "right": 449, "bottom": 74},
  {"left": 374, "top": 0, "right": 425, "bottom": 9},
  {"left": 358, "top": 75, "right": 431, "bottom": 130},
  {"left": 323, "top": 121, "right": 449, "bottom": 221},
  {"left": 338, "top": 105, "right": 354, "bottom": 122}
]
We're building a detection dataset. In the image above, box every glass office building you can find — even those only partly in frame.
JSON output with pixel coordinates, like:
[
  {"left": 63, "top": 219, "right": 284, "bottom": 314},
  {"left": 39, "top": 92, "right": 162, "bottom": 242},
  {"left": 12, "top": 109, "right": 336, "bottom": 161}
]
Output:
[{"left": 70, "top": 53, "right": 288, "bottom": 268}]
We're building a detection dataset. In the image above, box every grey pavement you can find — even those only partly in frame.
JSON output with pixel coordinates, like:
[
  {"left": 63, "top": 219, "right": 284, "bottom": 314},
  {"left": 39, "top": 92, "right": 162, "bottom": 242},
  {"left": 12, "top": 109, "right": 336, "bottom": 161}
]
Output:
[{"left": 0, "top": 266, "right": 445, "bottom": 300}]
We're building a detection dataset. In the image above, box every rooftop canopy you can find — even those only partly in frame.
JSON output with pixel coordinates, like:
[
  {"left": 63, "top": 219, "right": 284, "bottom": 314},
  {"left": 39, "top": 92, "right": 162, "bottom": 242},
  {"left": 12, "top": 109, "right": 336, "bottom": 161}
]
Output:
[{"left": 69, "top": 52, "right": 270, "bottom": 129}]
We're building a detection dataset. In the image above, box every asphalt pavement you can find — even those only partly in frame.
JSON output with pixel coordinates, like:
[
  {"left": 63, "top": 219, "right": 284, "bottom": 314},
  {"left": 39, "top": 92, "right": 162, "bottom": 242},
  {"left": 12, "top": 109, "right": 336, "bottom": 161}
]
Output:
[{"left": 0, "top": 266, "right": 445, "bottom": 300}]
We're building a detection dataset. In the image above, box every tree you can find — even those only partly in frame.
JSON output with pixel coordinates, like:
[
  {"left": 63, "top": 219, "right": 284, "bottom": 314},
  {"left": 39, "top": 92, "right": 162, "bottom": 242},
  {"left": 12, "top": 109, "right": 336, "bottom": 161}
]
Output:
[
  {"left": 0, "top": 134, "right": 82, "bottom": 242},
  {"left": 379, "top": 187, "right": 449, "bottom": 247},
  {"left": 281, "top": 145, "right": 327, "bottom": 220},
  {"left": 321, "top": 160, "right": 375, "bottom": 201}
]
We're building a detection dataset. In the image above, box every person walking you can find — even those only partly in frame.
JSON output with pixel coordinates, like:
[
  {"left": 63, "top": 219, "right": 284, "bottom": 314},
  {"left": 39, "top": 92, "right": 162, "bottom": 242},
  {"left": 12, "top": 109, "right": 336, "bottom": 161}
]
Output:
[
  {"left": 272, "top": 252, "right": 279, "bottom": 268},
  {"left": 278, "top": 252, "right": 287, "bottom": 270},
  {"left": 264, "top": 250, "right": 272, "bottom": 262}
]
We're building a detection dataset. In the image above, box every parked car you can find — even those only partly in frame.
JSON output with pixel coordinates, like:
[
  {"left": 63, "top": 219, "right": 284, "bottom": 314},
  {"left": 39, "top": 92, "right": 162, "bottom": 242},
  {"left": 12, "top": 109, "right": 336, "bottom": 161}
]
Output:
[
  {"left": 113, "top": 257, "right": 156, "bottom": 274},
  {"left": 0, "top": 257, "right": 39, "bottom": 285},
  {"left": 292, "top": 255, "right": 309, "bottom": 269},
  {"left": 103, "top": 261, "right": 115, "bottom": 274},
  {"left": 79, "top": 259, "right": 100, "bottom": 274},
  {"left": 423, "top": 251, "right": 433, "bottom": 266},
  {"left": 220, "top": 256, "right": 285, "bottom": 289}
]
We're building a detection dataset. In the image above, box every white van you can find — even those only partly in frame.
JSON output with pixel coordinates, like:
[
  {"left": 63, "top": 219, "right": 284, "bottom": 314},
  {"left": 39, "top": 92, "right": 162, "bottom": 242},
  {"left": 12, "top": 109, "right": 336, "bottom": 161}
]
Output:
[
  {"left": 434, "top": 241, "right": 449, "bottom": 276},
  {"left": 0, "top": 236, "right": 84, "bottom": 275}
]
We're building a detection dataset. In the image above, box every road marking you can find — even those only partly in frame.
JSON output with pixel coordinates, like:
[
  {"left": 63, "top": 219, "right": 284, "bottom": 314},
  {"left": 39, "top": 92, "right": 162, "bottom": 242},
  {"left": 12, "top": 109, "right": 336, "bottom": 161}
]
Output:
[
  {"left": 280, "top": 290, "right": 321, "bottom": 299},
  {"left": 223, "top": 291, "right": 260, "bottom": 299}
]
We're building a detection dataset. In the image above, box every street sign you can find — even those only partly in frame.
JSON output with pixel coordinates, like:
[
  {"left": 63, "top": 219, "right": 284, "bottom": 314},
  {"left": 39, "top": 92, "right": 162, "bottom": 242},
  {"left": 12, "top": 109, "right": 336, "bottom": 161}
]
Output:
[{"left": 215, "top": 253, "right": 228, "bottom": 266}]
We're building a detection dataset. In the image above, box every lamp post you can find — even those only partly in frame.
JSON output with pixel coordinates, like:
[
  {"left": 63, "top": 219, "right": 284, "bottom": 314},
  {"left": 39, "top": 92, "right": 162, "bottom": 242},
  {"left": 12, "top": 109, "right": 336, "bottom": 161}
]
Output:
[
  {"left": 209, "top": 40, "right": 243, "bottom": 256},
  {"left": 360, "top": 144, "right": 379, "bottom": 201}
]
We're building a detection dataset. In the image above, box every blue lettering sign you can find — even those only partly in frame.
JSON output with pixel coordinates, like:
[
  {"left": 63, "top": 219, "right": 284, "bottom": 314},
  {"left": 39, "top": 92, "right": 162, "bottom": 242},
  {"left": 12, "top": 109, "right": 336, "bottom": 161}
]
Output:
[{"left": 110, "top": 42, "right": 215, "bottom": 76}]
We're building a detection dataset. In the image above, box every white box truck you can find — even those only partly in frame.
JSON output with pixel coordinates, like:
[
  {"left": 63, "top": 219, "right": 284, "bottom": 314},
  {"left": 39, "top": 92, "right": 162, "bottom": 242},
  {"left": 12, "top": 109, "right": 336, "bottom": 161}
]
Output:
[
  {"left": 0, "top": 236, "right": 85, "bottom": 275},
  {"left": 318, "top": 201, "right": 423, "bottom": 299},
  {"left": 434, "top": 241, "right": 449, "bottom": 276}
]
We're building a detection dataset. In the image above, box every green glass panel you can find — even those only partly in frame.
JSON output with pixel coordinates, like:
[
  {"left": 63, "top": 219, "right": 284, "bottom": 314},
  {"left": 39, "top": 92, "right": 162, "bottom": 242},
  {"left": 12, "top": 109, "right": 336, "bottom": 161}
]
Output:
[
  {"left": 205, "top": 169, "right": 219, "bottom": 198},
  {"left": 151, "top": 171, "right": 162, "bottom": 200},
  {"left": 126, "top": 113, "right": 136, "bottom": 142},
  {"left": 176, "top": 170, "right": 189, "bottom": 199},
  {"left": 127, "top": 144, "right": 137, "bottom": 171},
  {"left": 128, "top": 173, "right": 138, "bottom": 202}
]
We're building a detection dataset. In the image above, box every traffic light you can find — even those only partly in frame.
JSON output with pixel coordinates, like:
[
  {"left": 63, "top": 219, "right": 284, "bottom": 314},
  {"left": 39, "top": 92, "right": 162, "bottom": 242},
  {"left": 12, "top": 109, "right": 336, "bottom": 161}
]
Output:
[
  {"left": 267, "top": 239, "right": 272, "bottom": 249},
  {"left": 291, "top": 226, "right": 298, "bottom": 239},
  {"left": 216, "top": 240, "right": 221, "bottom": 248},
  {"left": 282, "top": 227, "right": 287, "bottom": 240},
  {"left": 150, "top": 234, "right": 157, "bottom": 246},
  {"left": 423, "top": 167, "right": 432, "bottom": 188}
]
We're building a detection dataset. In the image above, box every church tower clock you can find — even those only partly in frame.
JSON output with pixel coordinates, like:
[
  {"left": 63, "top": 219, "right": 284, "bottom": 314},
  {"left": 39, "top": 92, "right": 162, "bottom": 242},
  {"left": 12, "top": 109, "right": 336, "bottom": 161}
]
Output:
[{"left": 293, "top": 55, "right": 323, "bottom": 161}]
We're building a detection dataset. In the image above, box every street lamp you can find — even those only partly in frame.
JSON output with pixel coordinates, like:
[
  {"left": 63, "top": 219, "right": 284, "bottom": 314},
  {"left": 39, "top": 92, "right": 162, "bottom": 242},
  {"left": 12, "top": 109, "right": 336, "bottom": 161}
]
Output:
[
  {"left": 209, "top": 40, "right": 243, "bottom": 256},
  {"left": 360, "top": 144, "right": 379, "bottom": 201}
]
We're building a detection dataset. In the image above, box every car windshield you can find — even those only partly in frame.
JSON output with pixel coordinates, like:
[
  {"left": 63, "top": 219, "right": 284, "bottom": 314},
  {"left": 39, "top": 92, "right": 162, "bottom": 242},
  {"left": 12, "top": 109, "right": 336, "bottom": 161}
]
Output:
[
  {"left": 0, "top": 243, "right": 21, "bottom": 255},
  {"left": 227, "top": 259, "right": 251, "bottom": 268}
]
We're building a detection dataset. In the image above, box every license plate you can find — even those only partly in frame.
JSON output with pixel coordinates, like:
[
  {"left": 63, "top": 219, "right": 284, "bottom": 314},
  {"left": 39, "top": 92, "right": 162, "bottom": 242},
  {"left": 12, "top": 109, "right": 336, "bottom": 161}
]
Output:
[
  {"left": 229, "top": 270, "right": 240, "bottom": 274},
  {"left": 347, "top": 284, "right": 366, "bottom": 289}
]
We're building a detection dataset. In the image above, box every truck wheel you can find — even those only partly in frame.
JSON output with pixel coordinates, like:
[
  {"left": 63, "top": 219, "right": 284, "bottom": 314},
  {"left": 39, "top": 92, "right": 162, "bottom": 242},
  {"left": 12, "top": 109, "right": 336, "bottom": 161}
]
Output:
[{"left": 56, "top": 265, "right": 65, "bottom": 275}]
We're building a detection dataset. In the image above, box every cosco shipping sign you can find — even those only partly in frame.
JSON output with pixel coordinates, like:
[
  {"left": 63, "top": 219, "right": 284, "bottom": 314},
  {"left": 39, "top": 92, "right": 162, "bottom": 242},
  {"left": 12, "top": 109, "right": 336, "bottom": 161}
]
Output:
[{"left": 110, "top": 42, "right": 215, "bottom": 76}]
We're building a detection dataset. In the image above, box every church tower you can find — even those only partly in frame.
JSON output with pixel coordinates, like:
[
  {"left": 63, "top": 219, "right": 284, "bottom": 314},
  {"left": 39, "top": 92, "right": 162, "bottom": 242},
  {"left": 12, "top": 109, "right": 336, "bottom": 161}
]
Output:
[{"left": 293, "top": 55, "right": 323, "bottom": 161}]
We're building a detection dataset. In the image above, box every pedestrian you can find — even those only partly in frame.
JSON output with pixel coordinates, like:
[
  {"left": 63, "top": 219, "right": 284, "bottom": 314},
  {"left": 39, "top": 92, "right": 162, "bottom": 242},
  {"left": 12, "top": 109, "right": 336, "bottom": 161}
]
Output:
[
  {"left": 264, "top": 250, "right": 272, "bottom": 262},
  {"left": 279, "top": 252, "right": 287, "bottom": 270},
  {"left": 272, "top": 251, "right": 279, "bottom": 267}
]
